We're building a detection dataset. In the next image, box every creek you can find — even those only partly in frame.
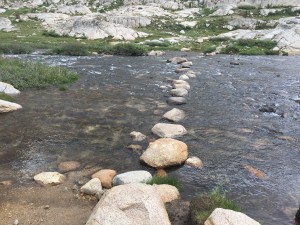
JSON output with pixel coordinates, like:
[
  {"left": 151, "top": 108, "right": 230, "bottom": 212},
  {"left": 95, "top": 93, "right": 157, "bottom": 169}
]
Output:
[{"left": 1, "top": 53, "right": 300, "bottom": 225}]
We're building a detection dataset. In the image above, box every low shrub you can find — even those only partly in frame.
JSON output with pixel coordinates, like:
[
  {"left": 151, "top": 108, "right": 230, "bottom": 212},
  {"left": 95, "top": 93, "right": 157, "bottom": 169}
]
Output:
[
  {"left": 190, "top": 186, "right": 241, "bottom": 225},
  {"left": 237, "top": 5, "right": 256, "bottom": 10},
  {"left": 50, "top": 43, "right": 89, "bottom": 56},
  {"left": 147, "top": 176, "right": 180, "bottom": 189},
  {"left": 236, "top": 39, "right": 277, "bottom": 49},
  {"left": 0, "top": 43, "right": 34, "bottom": 54},
  {"left": 203, "top": 45, "right": 217, "bottom": 54},
  {"left": 0, "top": 58, "right": 79, "bottom": 90},
  {"left": 42, "top": 30, "right": 60, "bottom": 37},
  {"left": 145, "top": 41, "right": 170, "bottom": 47},
  {"left": 220, "top": 45, "right": 240, "bottom": 54},
  {"left": 99, "top": 43, "right": 148, "bottom": 56}
]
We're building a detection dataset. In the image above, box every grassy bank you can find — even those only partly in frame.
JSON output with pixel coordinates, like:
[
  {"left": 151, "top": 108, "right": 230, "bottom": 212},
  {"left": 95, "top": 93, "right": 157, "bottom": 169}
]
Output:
[{"left": 0, "top": 58, "right": 79, "bottom": 90}]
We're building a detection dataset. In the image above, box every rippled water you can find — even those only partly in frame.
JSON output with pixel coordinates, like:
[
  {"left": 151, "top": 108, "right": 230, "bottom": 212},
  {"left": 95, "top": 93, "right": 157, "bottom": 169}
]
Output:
[{"left": 1, "top": 53, "right": 300, "bottom": 225}]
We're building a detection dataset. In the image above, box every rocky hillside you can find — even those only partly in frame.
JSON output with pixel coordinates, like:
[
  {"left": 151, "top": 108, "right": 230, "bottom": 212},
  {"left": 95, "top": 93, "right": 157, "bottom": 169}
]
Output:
[{"left": 0, "top": 0, "right": 299, "bottom": 54}]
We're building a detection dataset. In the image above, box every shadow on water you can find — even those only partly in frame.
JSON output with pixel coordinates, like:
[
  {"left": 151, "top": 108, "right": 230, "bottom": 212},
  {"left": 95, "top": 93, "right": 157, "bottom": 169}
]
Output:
[{"left": 1, "top": 53, "right": 300, "bottom": 225}]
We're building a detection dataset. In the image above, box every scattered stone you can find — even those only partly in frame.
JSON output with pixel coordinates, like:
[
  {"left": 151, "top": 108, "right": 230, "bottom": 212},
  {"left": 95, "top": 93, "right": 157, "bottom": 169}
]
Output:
[
  {"left": 0, "top": 17, "right": 15, "bottom": 32},
  {"left": 230, "top": 61, "right": 240, "bottom": 65},
  {"left": 178, "top": 74, "right": 189, "bottom": 80},
  {"left": 277, "top": 135, "right": 296, "bottom": 142},
  {"left": 148, "top": 50, "right": 166, "bottom": 56},
  {"left": 156, "top": 169, "right": 167, "bottom": 177},
  {"left": 181, "top": 61, "right": 193, "bottom": 68},
  {"left": 0, "top": 100, "right": 22, "bottom": 113},
  {"left": 170, "top": 88, "right": 188, "bottom": 97},
  {"left": 179, "top": 30, "right": 185, "bottom": 34},
  {"left": 43, "top": 205, "right": 50, "bottom": 210},
  {"left": 13, "top": 219, "right": 19, "bottom": 225},
  {"left": 163, "top": 108, "right": 186, "bottom": 122},
  {"left": 156, "top": 101, "right": 168, "bottom": 109},
  {"left": 140, "top": 138, "right": 188, "bottom": 168},
  {"left": 205, "top": 208, "right": 261, "bottom": 225},
  {"left": 168, "top": 57, "right": 188, "bottom": 64},
  {"left": 130, "top": 131, "right": 146, "bottom": 141},
  {"left": 58, "top": 161, "right": 80, "bottom": 172},
  {"left": 0, "top": 82, "right": 20, "bottom": 95},
  {"left": 172, "top": 80, "right": 190, "bottom": 90},
  {"left": 212, "top": 5, "right": 234, "bottom": 16},
  {"left": 167, "top": 97, "right": 187, "bottom": 105},
  {"left": 185, "top": 71, "right": 196, "bottom": 78},
  {"left": 112, "top": 170, "right": 152, "bottom": 186},
  {"left": 127, "top": 144, "right": 143, "bottom": 152},
  {"left": 151, "top": 123, "right": 187, "bottom": 138},
  {"left": 180, "top": 47, "right": 190, "bottom": 52},
  {"left": 185, "top": 156, "right": 203, "bottom": 169},
  {"left": 259, "top": 104, "right": 276, "bottom": 113},
  {"left": 85, "top": 183, "right": 171, "bottom": 225},
  {"left": 244, "top": 165, "right": 267, "bottom": 180},
  {"left": 80, "top": 178, "right": 102, "bottom": 195},
  {"left": 175, "top": 68, "right": 190, "bottom": 73},
  {"left": 154, "top": 184, "right": 180, "bottom": 203},
  {"left": 92, "top": 169, "right": 117, "bottom": 189},
  {"left": 33, "top": 172, "right": 65, "bottom": 186},
  {"left": 180, "top": 21, "right": 197, "bottom": 28},
  {"left": 0, "top": 180, "right": 12, "bottom": 187}
]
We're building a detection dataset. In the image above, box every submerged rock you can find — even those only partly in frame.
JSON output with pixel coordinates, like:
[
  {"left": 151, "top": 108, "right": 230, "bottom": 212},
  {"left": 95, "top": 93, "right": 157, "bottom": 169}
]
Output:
[
  {"left": 172, "top": 80, "right": 190, "bottom": 90},
  {"left": 85, "top": 183, "right": 171, "bottom": 225},
  {"left": 167, "top": 97, "right": 187, "bottom": 105},
  {"left": 148, "top": 50, "right": 166, "bottom": 56},
  {"left": 58, "top": 161, "right": 80, "bottom": 172},
  {"left": 130, "top": 131, "right": 147, "bottom": 141},
  {"left": 34, "top": 172, "right": 65, "bottom": 186},
  {"left": 92, "top": 169, "right": 117, "bottom": 189},
  {"left": 0, "top": 100, "right": 22, "bottom": 113},
  {"left": 168, "top": 57, "right": 188, "bottom": 64},
  {"left": 205, "top": 208, "right": 261, "bottom": 225},
  {"left": 112, "top": 170, "right": 152, "bottom": 186},
  {"left": 244, "top": 165, "right": 267, "bottom": 180},
  {"left": 185, "top": 156, "right": 203, "bottom": 169},
  {"left": 140, "top": 138, "right": 188, "bottom": 168}
]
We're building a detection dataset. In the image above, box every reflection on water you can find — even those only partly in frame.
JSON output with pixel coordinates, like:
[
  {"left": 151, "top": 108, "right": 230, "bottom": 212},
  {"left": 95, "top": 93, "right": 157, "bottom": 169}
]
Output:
[{"left": 1, "top": 53, "right": 300, "bottom": 225}]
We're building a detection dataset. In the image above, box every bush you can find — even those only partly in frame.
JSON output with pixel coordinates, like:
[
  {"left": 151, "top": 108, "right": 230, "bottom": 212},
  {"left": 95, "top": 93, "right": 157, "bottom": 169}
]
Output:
[
  {"left": 237, "top": 39, "right": 277, "bottom": 49},
  {"left": 0, "top": 58, "right": 79, "bottom": 90},
  {"left": 0, "top": 43, "right": 34, "bottom": 54},
  {"left": 99, "top": 43, "right": 148, "bottom": 56},
  {"left": 190, "top": 186, "right": 241, "bottom": 225},
  {"left": 42, "top": 30, "right": 60, "bottom": 37},
  {"left": 220, "top": 45, "right": 240, "bottom": 54},
  {"left": 145, "top": 41, "right": 170, "bottom": 47},
  {"left": 237, "top": 5, "right": 256, "bottom": 10},
  {"left": 147, "top": 176, "right": 180, "bottom": 189},
  {"left": 50, "top": 43, "right": 89, "bottom": 56},
  {"left": 203, "top": 45, "right": 217, "bottom": 54}
]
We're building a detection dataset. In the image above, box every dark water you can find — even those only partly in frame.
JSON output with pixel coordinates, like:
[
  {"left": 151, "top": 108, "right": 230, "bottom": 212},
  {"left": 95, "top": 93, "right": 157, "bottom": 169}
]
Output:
[{"left": 1, "top": 53, "right": 300, "bottom": 225}]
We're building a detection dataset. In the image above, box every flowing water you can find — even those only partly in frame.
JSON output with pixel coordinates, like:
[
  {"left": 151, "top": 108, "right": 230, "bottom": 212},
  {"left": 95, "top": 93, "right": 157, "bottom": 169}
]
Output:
[{"left": 1, "top": 53, "right": 300, "bottom": 225}]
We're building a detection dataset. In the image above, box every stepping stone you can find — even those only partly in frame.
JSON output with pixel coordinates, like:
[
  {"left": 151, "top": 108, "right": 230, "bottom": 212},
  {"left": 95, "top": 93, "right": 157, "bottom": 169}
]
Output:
[
  {"left": 163, "top": 108, "right": 186, "bottom": 122},
  {"left": 179, "top": 75, "right": 189, "bottom": 80},
  {"left": 175, "top": 68, "right": 190, "bottom": 73},
  {"left": 167, "top": 57, "right": 188, "bottom": 64},
  {"left": 167, "top": 97, "right": 187, "bottom": 105},
  {"left": 181, "top": 61, "right": 193, "bottom": 68},
  {"left": 151, "top": 123, "right": 187, "bottom": 138},
  {"left": 170, "top": 88, "right": 188, "bottom": 97}
]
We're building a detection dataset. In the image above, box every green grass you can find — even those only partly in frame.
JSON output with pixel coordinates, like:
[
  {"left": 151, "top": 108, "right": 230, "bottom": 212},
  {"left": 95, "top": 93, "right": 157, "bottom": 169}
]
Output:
[
  {"left": 147, "top": 176, "right": 180, "bottom": 189},
  {"left": 0, "top": 43, "right": 34, "bottom": 54},
  {"left": 237, "top": 5, "right": 256, "bottom": 10},
  {"left": 49, "top": 43, "right": 90, "bottom": 56},
  {"left": 99, "top": 43, "right": 148, "bottom": 56},
  {"left": 0, "top": 58, "right": 79, "bottom": 90},
  {"left": 0, "top": 93, "right": 15, "bottom": 102},
  {"left": 190, "top": 186, "right": 241, "bottom": 225}
]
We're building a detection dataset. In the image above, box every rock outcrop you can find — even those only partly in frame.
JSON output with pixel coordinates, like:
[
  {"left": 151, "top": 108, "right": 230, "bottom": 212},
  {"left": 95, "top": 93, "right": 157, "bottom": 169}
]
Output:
[{"left": 85, "top": 183, "right": 171, "bottom": 225}]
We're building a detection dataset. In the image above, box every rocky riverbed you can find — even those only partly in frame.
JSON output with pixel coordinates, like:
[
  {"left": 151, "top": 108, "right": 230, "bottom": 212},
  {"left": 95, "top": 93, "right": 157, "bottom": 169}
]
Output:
[{"left": 0, "top": 52, "right": 300, "bottom": 224}]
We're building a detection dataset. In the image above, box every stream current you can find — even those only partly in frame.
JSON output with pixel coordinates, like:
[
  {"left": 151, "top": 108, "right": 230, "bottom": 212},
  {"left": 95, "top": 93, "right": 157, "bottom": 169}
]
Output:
[{"left": 0, "top": 53, "right": 300, "bottom": 225}]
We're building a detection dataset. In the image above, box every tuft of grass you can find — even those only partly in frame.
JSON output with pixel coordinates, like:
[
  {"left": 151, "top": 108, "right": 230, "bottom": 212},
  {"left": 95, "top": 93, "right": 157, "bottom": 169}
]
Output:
[
  {"left": 0, "top": 43, "right": 34, "bottom": 54},
  {"left": 147, "top": 176, "right": 180, "bottom": 189},
  {"left": 203, "top": 45, "right": 217, "bottom": 54},
  {"left": 42, "top": 30, "right": 61, "bottom": 37},
  {"left": 145, "top": 41, "right": 170, "bottom": 47},
  {"left": 0, "top": 58, "right": 79, "bottom": 90},
  {"left": 49, "top": 43, "right": 89, "bottom": 56},
  {"left": 0, "top": 93, "right": 15, "bottom": 102},
  {"left": 190, "top": 186, "right": 241, "bottom": 225},
  {"left": 236, "top": 39, "right": 277, "bottom": 49},
  {"left": 99, "top": 43, "right": 148, "bottom": 56}
]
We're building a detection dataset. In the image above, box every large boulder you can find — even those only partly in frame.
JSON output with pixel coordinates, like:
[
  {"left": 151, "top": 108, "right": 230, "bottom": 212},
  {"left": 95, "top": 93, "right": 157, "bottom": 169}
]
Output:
[
  {"left": 0, "top": 100, "right": 22, "bottom": 113},
  {"left": 33, "top": 172, "right": 65, "bottom": 186},
  {"left": 112, "top": 170, "right": 152, "bottom": 186},
  {"left": 204, "top": 208, "right": 261, "bottom": 225},
  {"left": 151, "top": 123, "right": 187, "bottom": 138},
  {"left": 140, "top": 138, "right": 188, "bottom": 168},
  {"left": 85, "top": 183, "right": 171, "bottom": 225},
  {"left": 0, "top": 82, "right": 20, "bottom": 95}
]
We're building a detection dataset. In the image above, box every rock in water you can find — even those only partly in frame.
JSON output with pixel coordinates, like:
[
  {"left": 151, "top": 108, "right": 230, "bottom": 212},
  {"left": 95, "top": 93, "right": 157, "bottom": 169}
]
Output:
[
  {"left": 112, "top": 170, "right": 152, "bottom": 186},
  {"left": 34, "top": 172, "right": 65, "bottom": 186},
  {"left": 168, "top": 57, "right": 188, "bottom": 64},
  {"left": 163, "top": 108, "right": 186, "bottom": 122},
  {"left": 81, "top": 178, "right": 102, "bottom": 195},
  {"left": 140, "top": 138, "right": 188, "bottom": 168},
  {"left": 244, "top": 165, "right": 267, "bottom": 180},
  {"left": 85, "top": 183, "right": 171, "bottom": 225},
  {"left": 154, "top": 184, "right": 180, "bottom": 203},
  {"left": 0, "top": 82, "right": 20, "bottom": 95},
  {"left": 92, "top": 169, "right": 117, "bottom": 189},
  {"left": 185, "top": 156, "right": 203, "bottom": 169},
  {"left": 167, "top": 97, "right": 187, "bottom": 105},
  {"left": 204, "top": 208, "right": 261, "bottom": 225},
  {"left": 58, "top": 161, "right": 80, "bottom": 172},
  {"left": 170, "top": 88, "right": 188, "bottom": 97},
  {"left": 0, "top": 100, "right": 22, "bottom": 113},
  {"left": 130, "top": 131, "right": 147, "bottom": 141},
  {"left": 151, "top": 123, "right": 187, "bottom": 138}
]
